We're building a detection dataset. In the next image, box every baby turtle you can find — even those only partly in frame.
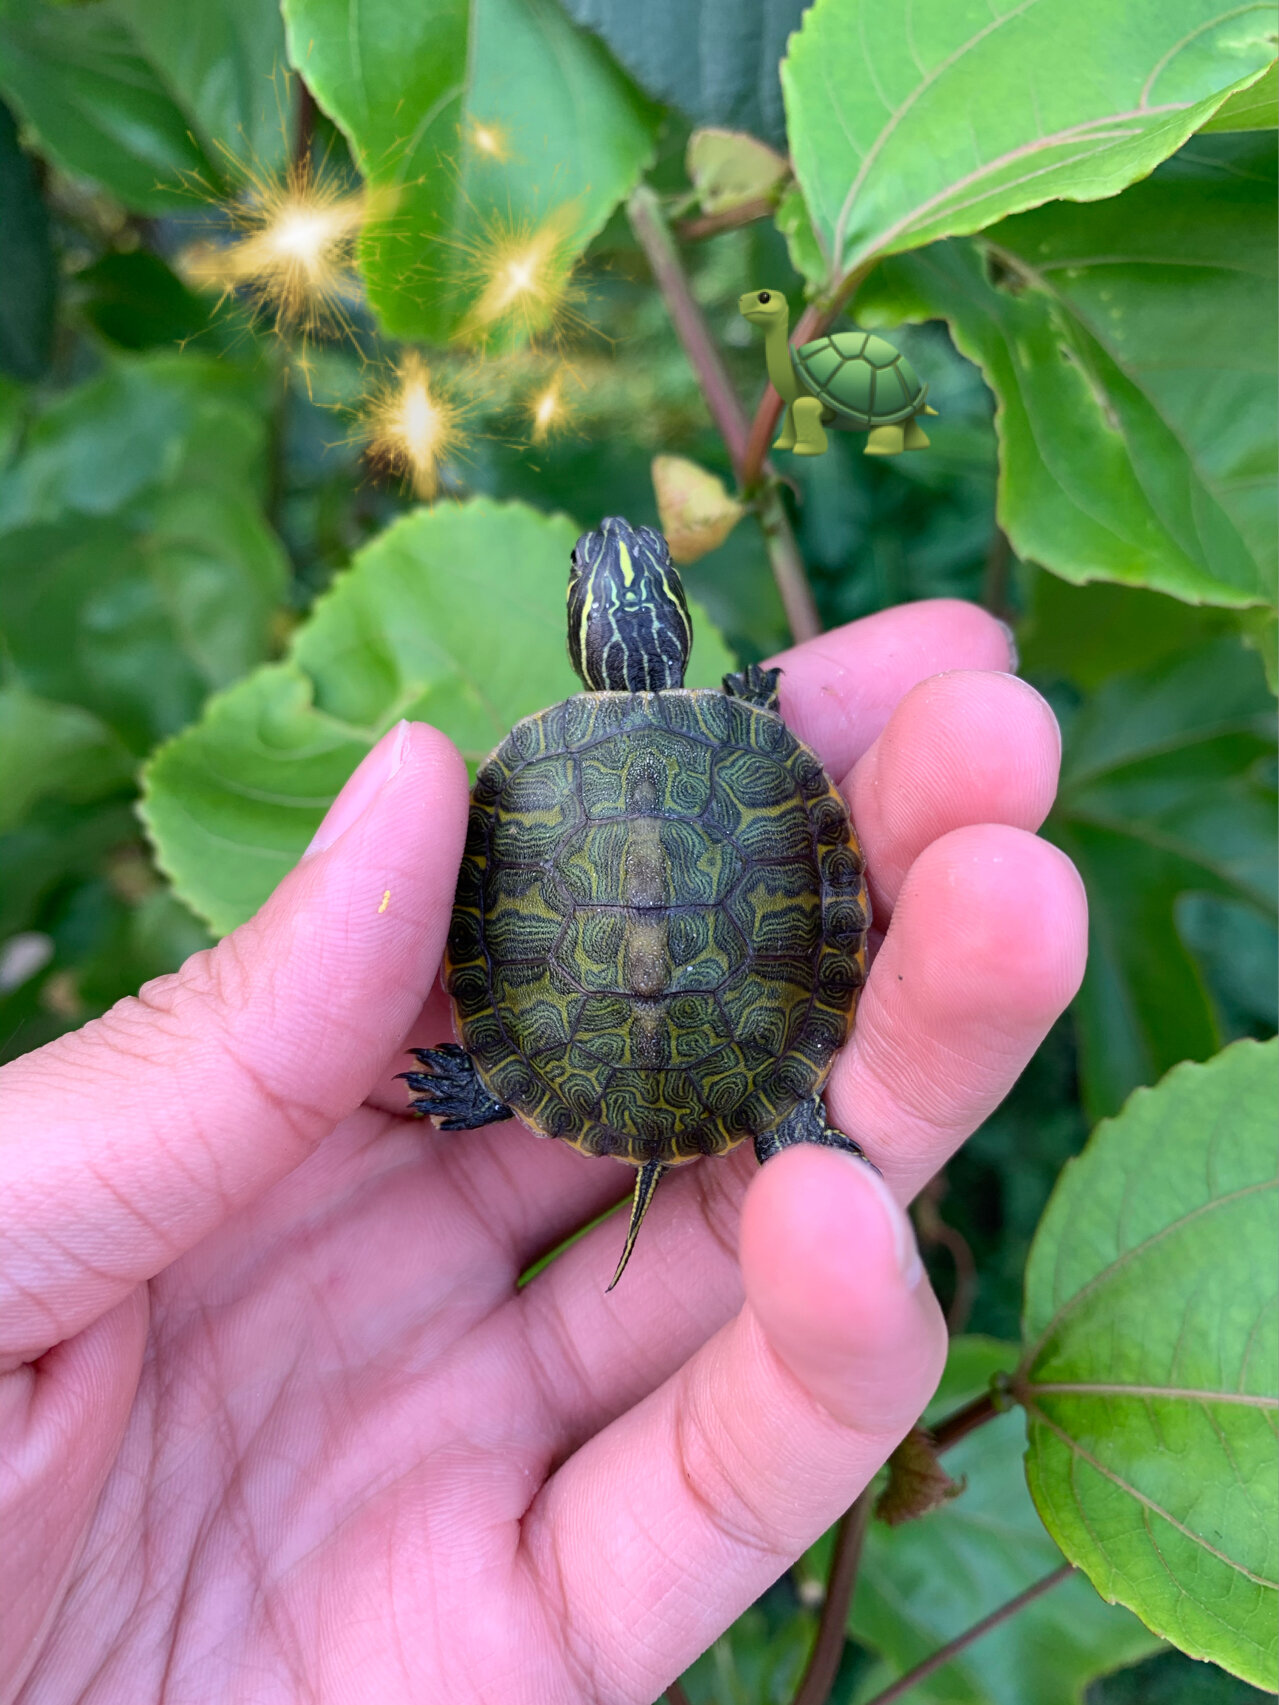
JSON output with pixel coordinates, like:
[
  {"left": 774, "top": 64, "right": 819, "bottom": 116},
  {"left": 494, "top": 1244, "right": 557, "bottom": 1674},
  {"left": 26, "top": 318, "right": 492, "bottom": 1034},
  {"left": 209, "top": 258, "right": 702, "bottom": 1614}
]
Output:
[
  {"left": 403, "top": 516, "right": 871, "bottom": 1286},
  {"left": 740, "top": 287, "right": 937, "bottom": 457}
]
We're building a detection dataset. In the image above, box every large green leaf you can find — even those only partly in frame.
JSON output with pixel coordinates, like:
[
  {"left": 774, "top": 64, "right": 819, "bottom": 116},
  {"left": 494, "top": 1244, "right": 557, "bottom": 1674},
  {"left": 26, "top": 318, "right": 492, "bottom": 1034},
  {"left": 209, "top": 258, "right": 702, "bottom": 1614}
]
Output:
[
  {"left": 0, "top": 684, "right": 133, "bottom": 832},
  {"left": 1048, "top": 627, "right": 1275, "bottom": 1119},
  {"left": 141, "top": 499, "right": 736, "bottom": 934},
  {"left": 0, "top": 3, "right": 216, "bottom": 212},
  {"left": 857, "top": 134, "right": 1278, "bottom": 611},
  {"left": 1020, "top": 1040, "right": 1279, "bottom": 1688},
  {"left": 112, "top": 0, "right": 293, "bottom": 170},
  {"left": 0, "top": 498, "right": 288, "bottom": 752},
  {"left": 281, "top": 0, "right": 659, "bottom": 343},
  {"left": 0, "top": 96, "right": 55, "bottom": 381},
  {"left": 558, "top": 0, "right": 807, "bottom": 148},
  {"left": 1202, "top": 57, "right": 1278, "bottom": 129},
  {"left": 0, "top": 352, "right": 270, "bottom": 527},
  {"left": 782, "top": 0, "right": 1278, "bottom": 288}
]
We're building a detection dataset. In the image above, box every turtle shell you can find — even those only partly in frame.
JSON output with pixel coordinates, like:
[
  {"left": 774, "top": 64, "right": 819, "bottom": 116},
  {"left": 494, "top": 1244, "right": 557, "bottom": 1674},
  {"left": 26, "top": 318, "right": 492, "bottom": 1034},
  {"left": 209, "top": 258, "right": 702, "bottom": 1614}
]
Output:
[
  {"left": 795, "top": 332, "right": 927, "bottom": 426},
  {"left": 444, "top": 688, "right": 869, "bottom": 1168}
]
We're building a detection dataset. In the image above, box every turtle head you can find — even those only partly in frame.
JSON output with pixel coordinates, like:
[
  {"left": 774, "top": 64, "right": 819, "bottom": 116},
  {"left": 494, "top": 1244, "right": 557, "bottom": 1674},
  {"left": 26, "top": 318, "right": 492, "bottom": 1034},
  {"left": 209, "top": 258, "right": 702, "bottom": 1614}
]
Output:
[
  {"left": 738, "top": 287, "right": 789, "bottom": 328},
  {"left": 567, "top": 516, "right": 692, "bottom": 693}
]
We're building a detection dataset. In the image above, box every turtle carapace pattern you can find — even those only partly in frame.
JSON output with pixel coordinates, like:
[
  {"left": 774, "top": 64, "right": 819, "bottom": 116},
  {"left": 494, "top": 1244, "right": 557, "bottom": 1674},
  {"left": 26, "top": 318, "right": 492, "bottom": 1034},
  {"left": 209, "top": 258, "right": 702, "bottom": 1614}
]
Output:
[
  {"left": 739, "top": 288, "right": 938, "bottom": 458},
  {"left": 402, "top": 515, "right": 872, "bottom": 1287}
]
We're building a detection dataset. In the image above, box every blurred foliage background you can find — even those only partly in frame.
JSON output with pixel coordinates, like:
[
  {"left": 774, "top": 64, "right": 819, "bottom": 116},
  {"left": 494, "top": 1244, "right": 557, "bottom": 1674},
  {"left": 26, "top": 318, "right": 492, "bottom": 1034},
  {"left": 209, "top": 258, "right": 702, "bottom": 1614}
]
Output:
[{"left": 0, "top": 0, "right": 1275, "bottom": 1699}]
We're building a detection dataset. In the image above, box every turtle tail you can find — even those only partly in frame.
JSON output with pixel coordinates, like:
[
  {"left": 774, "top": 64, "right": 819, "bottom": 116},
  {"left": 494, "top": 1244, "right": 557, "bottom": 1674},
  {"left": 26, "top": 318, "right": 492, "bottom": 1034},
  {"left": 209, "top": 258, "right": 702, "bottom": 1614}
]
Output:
[{"left": 607, "top": 1159, "right": 667, "bottom": 1291}]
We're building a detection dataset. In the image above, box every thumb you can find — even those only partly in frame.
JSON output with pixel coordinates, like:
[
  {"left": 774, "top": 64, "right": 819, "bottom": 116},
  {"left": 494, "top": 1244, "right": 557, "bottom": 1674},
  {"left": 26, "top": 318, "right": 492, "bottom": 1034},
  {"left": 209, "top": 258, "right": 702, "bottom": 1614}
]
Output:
[{"left": 0, "top": 720, "right": 468, "bottom": 1363}]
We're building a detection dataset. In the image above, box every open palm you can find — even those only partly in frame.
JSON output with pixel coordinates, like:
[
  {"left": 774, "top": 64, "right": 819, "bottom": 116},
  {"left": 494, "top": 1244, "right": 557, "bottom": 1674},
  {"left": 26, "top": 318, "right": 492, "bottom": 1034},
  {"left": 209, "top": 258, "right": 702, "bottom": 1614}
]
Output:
[{"left": 1, "top": 601, "right": 1082, "bottom": 1704}]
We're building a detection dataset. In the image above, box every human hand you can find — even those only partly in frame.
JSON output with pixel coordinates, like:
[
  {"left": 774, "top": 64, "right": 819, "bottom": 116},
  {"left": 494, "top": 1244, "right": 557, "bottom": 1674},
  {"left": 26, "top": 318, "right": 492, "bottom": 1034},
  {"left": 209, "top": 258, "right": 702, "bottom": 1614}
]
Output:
[{"left": 0, "top": 599, "right": 1082, "bottom": 1704}]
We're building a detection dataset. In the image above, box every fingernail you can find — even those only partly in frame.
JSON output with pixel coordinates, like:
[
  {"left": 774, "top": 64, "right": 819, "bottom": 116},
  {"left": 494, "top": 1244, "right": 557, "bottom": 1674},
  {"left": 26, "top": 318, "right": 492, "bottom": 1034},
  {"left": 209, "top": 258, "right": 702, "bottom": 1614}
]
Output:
[
  {"left": 995, "top": 618, "right": 1020, "bottom": 674},
  {"left": 855, "top": 1161, "right": 926, "bottom": 1289},
  {"left": 304, "top": 721, "right": 411, "bottom": 858}
]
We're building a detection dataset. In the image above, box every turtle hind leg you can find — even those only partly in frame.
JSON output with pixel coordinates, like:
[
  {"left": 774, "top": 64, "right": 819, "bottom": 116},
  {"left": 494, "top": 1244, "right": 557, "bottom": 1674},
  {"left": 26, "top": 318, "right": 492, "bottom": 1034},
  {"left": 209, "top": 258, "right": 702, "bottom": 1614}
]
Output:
[
  {"left": 864, "top": 423, "right": 906, "bottom": 456},
  {"left": 398, "top": 1043, "right": 513, "bottom": 1130},
  {"left": 773, "top": 405, "right": 797, "bottom": 451},
  {"left": 791, "top": 396, "right": 829, "bottom": 456},
  {"left": 754, "top": 1096, "right": 878, "bottom": 1172},
  {"left": 607, "top": 1159, "right": 667, "bottom": 1291},
  {"left": 723, "top": 662, "right": 782, "bottom": 713},
  {"left": 903, "top": 417, "right": 931, "bottom": 450}
]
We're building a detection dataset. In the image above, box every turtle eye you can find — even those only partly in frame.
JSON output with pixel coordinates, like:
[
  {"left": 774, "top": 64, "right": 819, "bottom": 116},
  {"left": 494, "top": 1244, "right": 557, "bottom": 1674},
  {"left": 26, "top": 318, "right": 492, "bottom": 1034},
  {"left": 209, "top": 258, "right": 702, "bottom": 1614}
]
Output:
[{"left": 758, "top": 291, "right": 771, "bottom": 303}]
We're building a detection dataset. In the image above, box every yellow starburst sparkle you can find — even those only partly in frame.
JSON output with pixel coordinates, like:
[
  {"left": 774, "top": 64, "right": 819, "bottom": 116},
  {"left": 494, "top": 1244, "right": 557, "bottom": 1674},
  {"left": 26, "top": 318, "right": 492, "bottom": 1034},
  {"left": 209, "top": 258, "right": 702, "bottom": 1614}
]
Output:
[
  {"left": 528, "top": 375, "right": 571, "bottom": 442},
  {"left": 467, "top": 119, "right": 513, "bottom": 164},
  {"left": 181, "top": 155, "right": 365, "bottom": 350},
  {"left": 360, "top": 352, "right": 463, "bottom": 501},
  {"left": 457, "top": 209, "right": 580, "bottom": 346}
]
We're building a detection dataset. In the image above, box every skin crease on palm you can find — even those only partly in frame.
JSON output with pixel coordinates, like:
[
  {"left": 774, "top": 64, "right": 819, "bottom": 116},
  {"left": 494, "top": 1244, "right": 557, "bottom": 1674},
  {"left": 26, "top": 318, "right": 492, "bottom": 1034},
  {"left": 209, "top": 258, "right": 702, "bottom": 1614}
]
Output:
[{"left": 0, "top": 599, "right": 1086, "bottom": 1705}]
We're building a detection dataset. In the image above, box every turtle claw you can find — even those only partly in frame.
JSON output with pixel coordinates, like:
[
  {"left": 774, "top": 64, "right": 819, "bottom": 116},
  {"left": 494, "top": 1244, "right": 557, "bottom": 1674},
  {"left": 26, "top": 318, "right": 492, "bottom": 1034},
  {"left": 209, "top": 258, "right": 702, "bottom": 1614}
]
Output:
[
  {"left": 398, "top": 1044, "right": 514, "bottom": 1131},
  {"left": 754, "top": 1096, "right": 880, "bottom": 1173}
]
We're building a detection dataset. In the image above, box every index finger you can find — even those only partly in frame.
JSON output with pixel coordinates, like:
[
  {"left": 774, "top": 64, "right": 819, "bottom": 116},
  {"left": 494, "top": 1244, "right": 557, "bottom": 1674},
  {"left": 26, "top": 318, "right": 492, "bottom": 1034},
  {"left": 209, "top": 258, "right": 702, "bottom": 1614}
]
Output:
[{"left": 769, "top": 598, "right": 1014, "bottom": 777}]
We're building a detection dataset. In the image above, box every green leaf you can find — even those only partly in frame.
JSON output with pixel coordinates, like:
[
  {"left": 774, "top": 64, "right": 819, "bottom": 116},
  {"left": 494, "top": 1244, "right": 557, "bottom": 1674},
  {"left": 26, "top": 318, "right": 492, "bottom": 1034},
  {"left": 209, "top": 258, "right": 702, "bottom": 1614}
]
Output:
[
  {"left": 0, "top": 497, "right": 288, "bottom": 753},
  {"left": 0, "top": 684, "right": 133, "bottom": 831},
  {"left": 858, "top": 134, "right": 1278, "bottom": 610},
  {"left": 0, "top": 3, "right": 216, "bottom": 212},
  {"left": 558, "top": 0, "right": 809, "bottom": 148},
  {"left": 281, "top": 0, "right": 659, "bottom": 344},
  {"left": 818, "top": 1338, "right": 1162, "bottom": 1705},
  {"left": 141, "top": 499, "right": 736, "bottom": 934},
  {"left": 111, "top": 0, "right": 293, "bottom": 170},
  {"left": 782, "top": 0, "right": 1279, "bottom": 287},
  {"left": 0, "top": 96, "right": 55, "bottom": 381},
  {"left": 74, "top": 249, "right": 212, "bottom": 352},
  {"left": 1202, "top": 57, "right": 1278, "bottom": 128},
  {"left": 686, "top": 128, "right": 789, "bottom": 217},
  {"left": 1020, "top": 1039, "right": 1279, "bottom": 1688},
  {"left": 0, "top": 352, "right": 270, "bottom": 526},
  {"left": 1049, "top": 629, "right": 1276, "bottom": 1119},
  {"left": 1018, "top": 573, "right": 1240, "bottom": 693}
]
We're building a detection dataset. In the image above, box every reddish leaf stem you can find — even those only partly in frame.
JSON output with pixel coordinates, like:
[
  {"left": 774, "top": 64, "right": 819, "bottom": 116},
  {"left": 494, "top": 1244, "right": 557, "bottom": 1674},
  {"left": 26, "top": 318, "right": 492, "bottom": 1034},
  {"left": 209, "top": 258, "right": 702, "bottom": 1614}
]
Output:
[
  {"left": 856, "top": 1564, "right": 1074, "bottom": 1705},
  {"left": 626, "top": 184, "right": 820, "bottom": 643},
  {"left": 790, "top": 1491, "right": 873, "bottom": 1705},
  {"left": 676, "top": 195, "right": 781, "bottom": 242},
  {"left": 929, "top": 1386, "right": 1006, "bottom": 1453},
  {"left": 627, "top": 184, "right": 752, "bottom": 474}
]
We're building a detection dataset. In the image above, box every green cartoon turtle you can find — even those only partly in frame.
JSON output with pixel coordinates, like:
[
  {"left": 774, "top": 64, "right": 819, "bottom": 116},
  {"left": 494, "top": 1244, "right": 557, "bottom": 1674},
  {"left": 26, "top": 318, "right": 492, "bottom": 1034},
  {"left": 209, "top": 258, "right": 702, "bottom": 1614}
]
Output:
[{"left": 739, "top": 288, "right": 937, "bottom": 457}]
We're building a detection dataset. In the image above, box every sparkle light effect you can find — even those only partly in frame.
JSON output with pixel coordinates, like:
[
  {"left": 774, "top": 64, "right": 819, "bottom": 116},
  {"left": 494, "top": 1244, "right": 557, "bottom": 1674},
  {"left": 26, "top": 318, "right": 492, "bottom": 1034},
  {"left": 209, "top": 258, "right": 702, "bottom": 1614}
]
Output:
[
  {"left": 182, "top": 154, "right": 365, "bottom": 354},
  {"left": 360, "top": 351, "right": 464, "bottom": 500},
  {"left": 467, "top": 119, "right": 513, "bottom": 164},
  {"left": 527, "top": 373, "right": 576, "bottom": 442},
  {"left": 457, "top": 208, "right": 580, "bottom": 346}
]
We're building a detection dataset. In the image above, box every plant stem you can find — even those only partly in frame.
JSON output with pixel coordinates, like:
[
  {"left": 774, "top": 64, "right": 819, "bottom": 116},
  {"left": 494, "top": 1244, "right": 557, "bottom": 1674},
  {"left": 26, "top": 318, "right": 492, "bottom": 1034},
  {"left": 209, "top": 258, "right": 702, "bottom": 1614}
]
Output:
[
  {"left": 928, "top": 1386, "right": 1006, "bottom": 1453},
  {"left": 856, "top": 1565, "right": 1074, "bottom": 1705},
  {"left": 789, "top": 1491, "right": 873, "bottom": 1705},
  {"left": 677, "top": 196, "right": 780, "bottom": 243},
  {"left": 626, "top": 184, "right": 820, "bottom": 644},
  {"left": 664, "top": 1681, "right": 693, "bottom": 1705},
  {"left": 983, "top": 526, "right": 1014, "bottom": 623},
  {"left": 627, "top": 184, "right": 752, "bottom": 474},
  {"left": 757, "top": 480, "right": 821, "bottom": 642},
  {"left": 912, "top": 1174, "right": 977, "bottom": 1335},
  {"left": 295, "top": 76, "right": 317, "bottom": 170}
]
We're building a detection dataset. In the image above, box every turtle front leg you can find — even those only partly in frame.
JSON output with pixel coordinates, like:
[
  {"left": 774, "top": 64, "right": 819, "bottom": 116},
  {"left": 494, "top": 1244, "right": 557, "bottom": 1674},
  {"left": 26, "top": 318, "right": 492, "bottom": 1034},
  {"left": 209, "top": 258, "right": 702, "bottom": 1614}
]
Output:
[
  {"left": 791, "top": 396, "right": 829, "bottom": 456},
  {"left": 399, "top": 1043, "right": 514, "bottom": 1130},
  {"left": 722, "top": 662, "right": 782, "bottom": 713},
  {"left": 754, "top": 1095, "right": 878, "bottom": 1171},
  {"left": 773, "top": 405, "right": 797, "bottom": 451}
]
